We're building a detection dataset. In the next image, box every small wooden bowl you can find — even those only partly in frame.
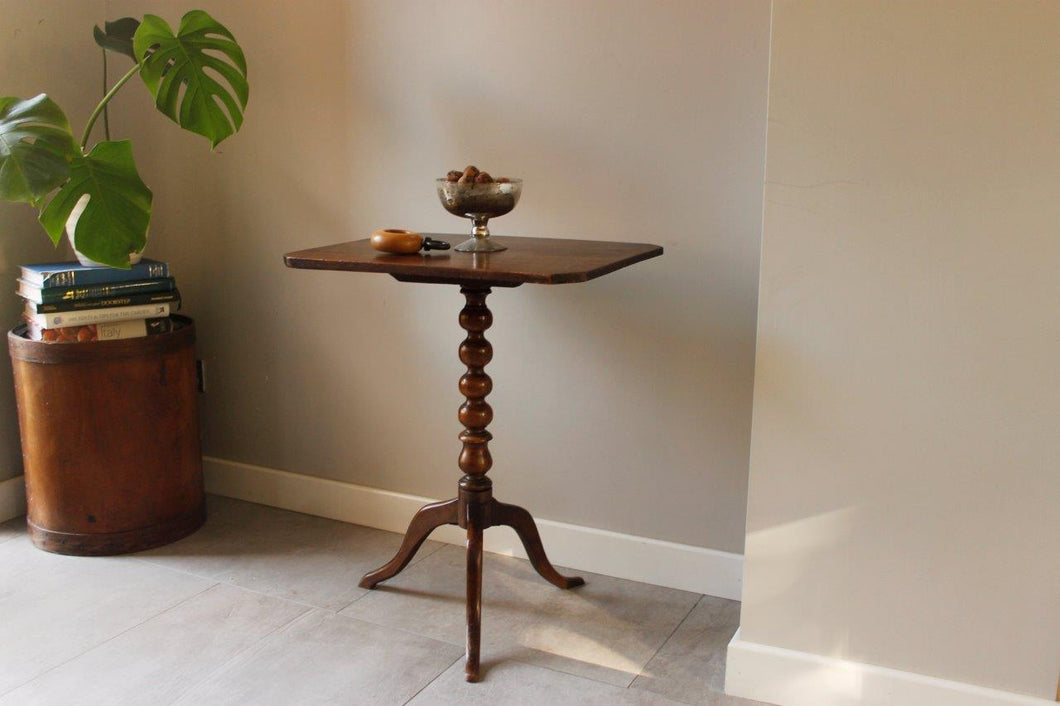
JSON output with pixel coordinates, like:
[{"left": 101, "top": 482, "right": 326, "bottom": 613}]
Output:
[{"left": 371, "top": 229, "right": 423, "bottom": 254}]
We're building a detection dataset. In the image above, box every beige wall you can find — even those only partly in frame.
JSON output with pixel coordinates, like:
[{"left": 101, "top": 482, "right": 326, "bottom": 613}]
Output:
[
  {"left": 0, "top": 0, "right": 106, "bottom": 482},
  {"left": 100, "top": 0, "right": 771, "bottom": 551},
  {"left": 741, "top": 0, "right": 1060, "bottom": 698}
]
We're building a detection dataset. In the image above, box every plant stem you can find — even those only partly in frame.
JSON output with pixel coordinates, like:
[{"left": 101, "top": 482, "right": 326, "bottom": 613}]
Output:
[
  {"left": 80, "top": 63, "right": 140, "bottom": 151},
  {"left": 101, "top": 48, "right": 110, "bottom": 141}
]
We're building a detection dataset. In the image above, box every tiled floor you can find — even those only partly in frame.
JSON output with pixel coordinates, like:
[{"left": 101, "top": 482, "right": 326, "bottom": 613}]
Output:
[{"left": 0, "top": 496, "right": 769, "bottom": 706}]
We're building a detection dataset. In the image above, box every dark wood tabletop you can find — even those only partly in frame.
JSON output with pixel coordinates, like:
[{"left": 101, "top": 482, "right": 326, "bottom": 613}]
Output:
[{"left": 284, "top": 235, "right": 663, "bottom": 287}]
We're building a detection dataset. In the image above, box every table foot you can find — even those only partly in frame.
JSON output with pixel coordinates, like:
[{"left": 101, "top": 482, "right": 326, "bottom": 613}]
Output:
[
  {"left": 465, "top": 504, "right": 485, "bottom": 682},
  {"left": 359, "top": 498, "right": 458, "bottom": 589},
  {"left": 492, "top": 499, "right": 585, "bottom": 590}
]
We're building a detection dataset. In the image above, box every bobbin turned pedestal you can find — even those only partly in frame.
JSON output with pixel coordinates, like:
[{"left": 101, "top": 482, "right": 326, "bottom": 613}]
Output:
[{"left": 284, "top": 234, "right": 662, "bottom": 683}]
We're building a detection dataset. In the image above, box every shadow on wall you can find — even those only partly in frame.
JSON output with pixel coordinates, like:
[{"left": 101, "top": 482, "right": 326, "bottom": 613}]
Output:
[
  {"left": 170, "top": 0, "right": 386, "bottom": 469},
  {"left": 0, "top": 209, "right": 80, "bottom": 484}
]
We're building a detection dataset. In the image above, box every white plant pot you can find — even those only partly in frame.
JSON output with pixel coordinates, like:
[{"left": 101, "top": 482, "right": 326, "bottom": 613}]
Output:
[{"left": 65, "top": 194, "right": 144, "bottom": 267}]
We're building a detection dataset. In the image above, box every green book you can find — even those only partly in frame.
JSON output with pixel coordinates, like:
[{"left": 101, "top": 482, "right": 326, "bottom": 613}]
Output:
[{"left": 18, "top": 277, "right": 177, "bottom": 304}]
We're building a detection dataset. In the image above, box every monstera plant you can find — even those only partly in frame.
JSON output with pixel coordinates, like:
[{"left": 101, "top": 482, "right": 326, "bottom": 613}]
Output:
[{"left": 0, "top": 10, "right": 248, "bottom": 268}]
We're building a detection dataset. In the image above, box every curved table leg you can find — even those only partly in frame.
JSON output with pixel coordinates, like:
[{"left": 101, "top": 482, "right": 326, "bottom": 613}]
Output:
[
  {"left": 492, "top": 499, "right": 585, "bottom": 590},
  {"left": 359, "top": 498, "right": 458, "bottom": 589}
]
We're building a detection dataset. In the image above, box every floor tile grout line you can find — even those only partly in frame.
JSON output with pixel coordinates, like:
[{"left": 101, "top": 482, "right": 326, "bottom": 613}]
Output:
[
  {"left": 131, "top": 558, "right": 404, "bottom": 614},
  {"left": 130, "top": 555, "right": 230, "bottom": 582},
  {"left": 414, "top": 540, "right": 448, "bottom": 563},
  {"left": 243, "top": 582, "right": 334, "bottom": 612},
  {"left": 195, "top": 576, "right": 325, "bottom": 612},
  {"left": 332, "top": 610, "right": 467, "bottom": 650},
  {"left": 400, "top": 655, "right": 464, "bottom": 705},
  {"left": 334, "top": 589, "right": 372, "bottom": 612},
  {"left": 162, "top": 605, "right": 317, "bottom": 706},
  {"left": 0, "top": 581, "right": 221, "bottom": 699},
  {"left": 505, "top": 654, "right": 645, "bottom": 691},
  {"left": 626, "top": 593, "right": 705, "bottom": 691},
  {"left": 128, "top": 556, "right": 345, "bottom": 612},
  {"left": 129, "top": 532, "right": 449, "bottom": 612}
]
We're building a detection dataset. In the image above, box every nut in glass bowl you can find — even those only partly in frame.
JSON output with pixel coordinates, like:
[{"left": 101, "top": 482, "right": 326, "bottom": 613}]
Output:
[{"left": 436, "top": 178, "right": 522, "bottom": 253}]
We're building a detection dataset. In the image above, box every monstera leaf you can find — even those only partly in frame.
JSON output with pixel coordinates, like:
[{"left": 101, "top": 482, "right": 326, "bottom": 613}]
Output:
[
  {"left": 134, "top": 10, "right": 248, "bottom": 148},
  {"left": 39, "top": 140, "right": 152, "bottom": 268},
  {"left": 93, "top": 17, "right": 141, "bottom": 61},
  {"left": 0, "top": 94, "right": 76, "bottom": 206}
]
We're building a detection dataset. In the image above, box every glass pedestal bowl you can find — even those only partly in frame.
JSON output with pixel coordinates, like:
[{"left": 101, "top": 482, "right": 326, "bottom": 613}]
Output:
[{"left": 436, "top": 178, "right": 522, "bottom": 253}]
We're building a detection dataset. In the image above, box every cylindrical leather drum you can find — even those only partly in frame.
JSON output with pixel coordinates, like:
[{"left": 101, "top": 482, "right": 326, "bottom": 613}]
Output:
[{"left": 7, "top": 315, "right": 204, "bottom": 555}]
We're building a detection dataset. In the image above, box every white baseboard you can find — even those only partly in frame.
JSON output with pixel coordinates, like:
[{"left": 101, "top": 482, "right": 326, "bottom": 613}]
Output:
[
  {"left": 203, "top": 456, "right": 743, "bottom": 599},
  {"left": 725, "top": 628, "right": 1056, "bottom": 706},
  {"left": 0, "top": 475, "right": 26, "bottom": 523}
]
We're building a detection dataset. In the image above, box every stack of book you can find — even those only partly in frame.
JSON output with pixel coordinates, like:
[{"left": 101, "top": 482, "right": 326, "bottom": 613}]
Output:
[{"left": 17, "top": 259, "right": 180, "bottom": 342}]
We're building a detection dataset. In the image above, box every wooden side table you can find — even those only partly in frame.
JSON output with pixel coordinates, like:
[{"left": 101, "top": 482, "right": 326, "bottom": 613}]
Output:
[{"left": 284, "top": 235, "right": 662, "bottom": 681}]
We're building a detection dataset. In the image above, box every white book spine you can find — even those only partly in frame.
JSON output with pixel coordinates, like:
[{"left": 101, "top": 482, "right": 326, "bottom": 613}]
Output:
[{"left": 28, "top": 302, "right": 171, "bottom": 329}]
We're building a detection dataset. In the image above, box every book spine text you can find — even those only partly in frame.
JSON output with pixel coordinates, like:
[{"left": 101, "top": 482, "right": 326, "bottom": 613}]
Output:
[{"left": 27, "top": 302, "right": 173, "bottom": 329}]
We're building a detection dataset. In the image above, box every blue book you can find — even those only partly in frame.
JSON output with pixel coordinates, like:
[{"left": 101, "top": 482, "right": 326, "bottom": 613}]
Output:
[{"left": 20, "top": 259, "right": 169, "bottom": 288}]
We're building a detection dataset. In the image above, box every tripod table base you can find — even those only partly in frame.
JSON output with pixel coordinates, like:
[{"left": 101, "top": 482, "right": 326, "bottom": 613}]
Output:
[{"left": 358, "top": 492, "right": 584, "bottom": 682}]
